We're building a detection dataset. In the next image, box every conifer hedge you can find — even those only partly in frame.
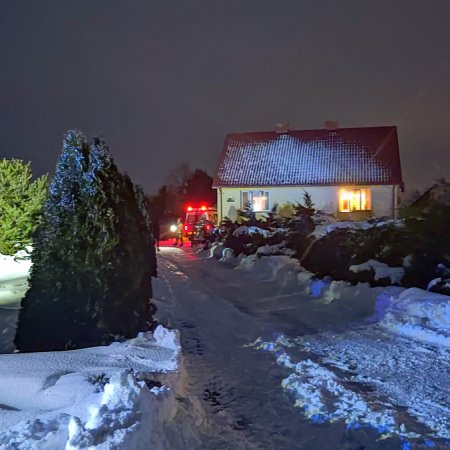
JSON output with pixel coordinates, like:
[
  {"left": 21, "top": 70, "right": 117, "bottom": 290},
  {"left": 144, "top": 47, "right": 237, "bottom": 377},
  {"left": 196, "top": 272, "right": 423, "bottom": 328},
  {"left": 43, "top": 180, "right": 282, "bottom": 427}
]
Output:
[{"left": 15, "top": 131, "right": 156, "bottom": 352}]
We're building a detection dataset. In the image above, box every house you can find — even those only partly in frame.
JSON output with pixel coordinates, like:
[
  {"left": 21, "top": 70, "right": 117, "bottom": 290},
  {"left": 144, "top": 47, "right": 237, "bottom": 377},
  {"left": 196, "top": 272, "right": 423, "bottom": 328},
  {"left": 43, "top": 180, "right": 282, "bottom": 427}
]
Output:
[{"left": 212, "top": 125, "right": 403, "bottom": 222}]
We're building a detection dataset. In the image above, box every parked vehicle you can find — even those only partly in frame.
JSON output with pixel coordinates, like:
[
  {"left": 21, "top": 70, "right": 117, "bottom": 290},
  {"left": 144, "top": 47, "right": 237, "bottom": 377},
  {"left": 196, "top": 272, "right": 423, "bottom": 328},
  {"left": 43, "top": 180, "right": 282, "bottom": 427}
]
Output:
[{"left": 183, "top": 205, "right": 218, "bottom": 247}]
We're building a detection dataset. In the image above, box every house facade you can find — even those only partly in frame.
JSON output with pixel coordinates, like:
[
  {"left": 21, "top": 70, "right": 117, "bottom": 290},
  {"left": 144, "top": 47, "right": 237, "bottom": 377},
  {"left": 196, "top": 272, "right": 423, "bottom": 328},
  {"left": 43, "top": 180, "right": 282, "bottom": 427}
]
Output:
[{"left": 213, "top": 126, "right": 403, "bottom": 222}]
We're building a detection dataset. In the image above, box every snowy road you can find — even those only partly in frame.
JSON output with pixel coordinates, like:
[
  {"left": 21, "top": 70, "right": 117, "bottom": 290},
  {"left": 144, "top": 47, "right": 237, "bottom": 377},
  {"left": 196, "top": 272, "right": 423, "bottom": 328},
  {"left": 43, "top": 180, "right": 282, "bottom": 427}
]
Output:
[{"left": 153, "top": 247, "right": 414, "bottom": 450}]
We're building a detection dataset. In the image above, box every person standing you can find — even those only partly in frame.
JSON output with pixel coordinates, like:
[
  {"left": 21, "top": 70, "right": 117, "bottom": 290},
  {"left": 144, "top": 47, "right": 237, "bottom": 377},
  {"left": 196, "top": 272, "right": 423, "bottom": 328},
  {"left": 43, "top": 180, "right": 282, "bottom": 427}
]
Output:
[
  {"left": 152, "top": 220, "right": 160, "bottom": 251},
  {"left": 173, "top": 218, "right": 184, "bottom": 246}
]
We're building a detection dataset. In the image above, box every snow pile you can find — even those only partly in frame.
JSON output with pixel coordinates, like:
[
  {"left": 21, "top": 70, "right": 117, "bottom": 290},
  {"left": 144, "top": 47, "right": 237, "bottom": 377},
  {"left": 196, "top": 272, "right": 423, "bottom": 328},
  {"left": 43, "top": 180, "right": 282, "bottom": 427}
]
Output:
[
  {"left": 0, "top": 249, "right": 32, "bottom": 308},
  {"left": 379, "top": 288, "right": 450, "bottom": 347},
  {"left": 207, "top": 242, "right": 236, "bottom": 262},
  {"left": 66, "top": 371, "right": 171, "bottom": 450},
  {"left": 350, "top": 259, "right": 405, "bottom": 284},
  {"left": 0, "top": 325, "right": 181, "bottom": 449},
  {"left": 208, "top": 242, "right": 225, "bottom": 259},
  {"left": 230, "top": 253, "right": 379, "bottom": 304}
]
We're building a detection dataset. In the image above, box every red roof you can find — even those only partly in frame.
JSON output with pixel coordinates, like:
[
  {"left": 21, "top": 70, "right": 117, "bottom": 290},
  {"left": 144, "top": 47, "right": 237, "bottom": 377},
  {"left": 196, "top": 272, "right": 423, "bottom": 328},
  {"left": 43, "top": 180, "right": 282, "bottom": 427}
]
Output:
[{"left": 213, "top": 126, "right": 403, "bottom": 187}]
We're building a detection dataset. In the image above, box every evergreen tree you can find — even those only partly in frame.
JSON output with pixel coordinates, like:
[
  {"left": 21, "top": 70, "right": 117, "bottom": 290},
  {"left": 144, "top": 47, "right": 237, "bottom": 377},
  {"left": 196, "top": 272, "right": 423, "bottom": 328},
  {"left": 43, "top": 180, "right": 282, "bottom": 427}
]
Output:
[
  {"left": 302, "top": 190, "right": 315, "bottom": 211},
  {"left": 15, "top": 131, "right": 156, "bottom": 352},
  {"left": 184, "top": 169, "right": 216, "bottom": 206},
  {"left": 0, "top": 159, "right": 48, "bottom": 255}
]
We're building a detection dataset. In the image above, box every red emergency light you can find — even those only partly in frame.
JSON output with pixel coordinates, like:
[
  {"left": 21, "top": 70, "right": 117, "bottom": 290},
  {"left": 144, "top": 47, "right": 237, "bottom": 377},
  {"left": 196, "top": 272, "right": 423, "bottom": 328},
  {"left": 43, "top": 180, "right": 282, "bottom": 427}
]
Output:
[
  {"left": 186, "top": 206, "right": 193, "bottom": 211},
  {"left": 200, "top": 205, "right": 207, "bottom": 211}
]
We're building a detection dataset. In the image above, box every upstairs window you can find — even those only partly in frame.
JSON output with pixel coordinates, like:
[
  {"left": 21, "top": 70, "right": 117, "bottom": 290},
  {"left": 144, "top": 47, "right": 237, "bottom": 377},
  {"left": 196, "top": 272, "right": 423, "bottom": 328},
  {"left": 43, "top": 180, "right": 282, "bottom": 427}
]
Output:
[
  {"left": 242, "top": 190, "right": 270, "bottom": 212},
  {"left": 339, "top": 188, "right": 371, "bottom": 212}
]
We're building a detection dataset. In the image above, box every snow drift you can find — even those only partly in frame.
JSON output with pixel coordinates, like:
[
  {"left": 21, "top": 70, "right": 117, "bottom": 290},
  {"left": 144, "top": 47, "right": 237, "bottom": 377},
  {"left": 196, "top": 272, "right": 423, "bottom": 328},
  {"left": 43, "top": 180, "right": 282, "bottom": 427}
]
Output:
[{"left": 0, "top": 326, "right": 181, "bottom": 449}]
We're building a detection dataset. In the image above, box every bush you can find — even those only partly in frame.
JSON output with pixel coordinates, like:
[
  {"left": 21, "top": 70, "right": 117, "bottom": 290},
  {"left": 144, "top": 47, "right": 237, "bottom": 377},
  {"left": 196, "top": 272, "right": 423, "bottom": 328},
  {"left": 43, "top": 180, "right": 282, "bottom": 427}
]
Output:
[
  {"left": 15, "top": 131, "right": 156, "bottom": 352},
  {"left": 0, "top": 159, "right": 48, "bottom": 255}
]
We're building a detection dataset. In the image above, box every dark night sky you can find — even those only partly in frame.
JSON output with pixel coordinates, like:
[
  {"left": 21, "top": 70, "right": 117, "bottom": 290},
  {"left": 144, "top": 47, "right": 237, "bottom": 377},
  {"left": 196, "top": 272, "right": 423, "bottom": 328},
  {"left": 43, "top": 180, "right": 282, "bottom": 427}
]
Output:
[{"left": 1, "top": 0, "right": 449, "bottom": 194}]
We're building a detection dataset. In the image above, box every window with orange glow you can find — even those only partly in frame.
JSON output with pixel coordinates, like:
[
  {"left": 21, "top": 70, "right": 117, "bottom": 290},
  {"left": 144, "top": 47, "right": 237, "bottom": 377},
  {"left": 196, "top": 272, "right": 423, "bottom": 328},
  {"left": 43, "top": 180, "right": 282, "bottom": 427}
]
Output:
[{"left": 339, "top": 188, "right": 371, "bottom": 212}]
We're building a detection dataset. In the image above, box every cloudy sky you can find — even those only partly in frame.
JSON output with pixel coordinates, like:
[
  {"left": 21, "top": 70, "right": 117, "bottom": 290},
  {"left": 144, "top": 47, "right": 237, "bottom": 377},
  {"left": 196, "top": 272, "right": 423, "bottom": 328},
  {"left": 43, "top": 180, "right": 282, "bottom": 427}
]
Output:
[{"left": 1, "top": 0, "right": 449, "bottom": 193}]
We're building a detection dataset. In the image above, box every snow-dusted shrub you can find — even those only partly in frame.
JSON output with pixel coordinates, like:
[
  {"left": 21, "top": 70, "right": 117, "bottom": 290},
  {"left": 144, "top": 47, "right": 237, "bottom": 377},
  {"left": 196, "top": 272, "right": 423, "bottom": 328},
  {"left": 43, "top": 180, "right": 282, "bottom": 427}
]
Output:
[
  {"left": 400, "top": 205, "right": 450, "bottom": 290},
  {"left": 284, "top": 214, "right": 315, "bottom": 259},
  {"left": 15, "top": 131, "right": 156, "bottom": 352},
  {"left": 302, "top": 222, "right": 407, "bottom": 286}
]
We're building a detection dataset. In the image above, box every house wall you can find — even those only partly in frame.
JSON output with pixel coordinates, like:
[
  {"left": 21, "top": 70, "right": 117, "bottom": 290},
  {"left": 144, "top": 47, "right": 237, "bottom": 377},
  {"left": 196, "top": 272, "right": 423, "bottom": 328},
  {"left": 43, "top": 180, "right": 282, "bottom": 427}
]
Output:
[{"left": 216, "top": 185, "right": 396, "bottom": 222}]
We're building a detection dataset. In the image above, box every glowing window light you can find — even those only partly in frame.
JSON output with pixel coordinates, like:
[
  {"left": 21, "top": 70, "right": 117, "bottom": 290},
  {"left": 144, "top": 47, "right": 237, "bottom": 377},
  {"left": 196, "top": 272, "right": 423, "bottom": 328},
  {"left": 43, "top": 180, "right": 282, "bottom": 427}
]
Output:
[
  {"left": 252, "top": 195, "right": 267, "bottom": 212},
  {"left": 242, "top": 190, "right": 270, "bottom": 211},
  {"left": 339, "top": 188, "right": 371, "bottom": 212}
]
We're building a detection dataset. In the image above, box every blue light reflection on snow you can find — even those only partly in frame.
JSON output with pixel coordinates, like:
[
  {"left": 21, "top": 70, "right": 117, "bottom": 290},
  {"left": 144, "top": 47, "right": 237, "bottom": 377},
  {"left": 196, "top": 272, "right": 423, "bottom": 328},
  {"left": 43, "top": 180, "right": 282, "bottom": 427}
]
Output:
[
  {"left": 368, "top": 290, "right": 392, "bottom": 322},
  {"left": 247, "top": 334, "right": 447, "bottom": 449}
]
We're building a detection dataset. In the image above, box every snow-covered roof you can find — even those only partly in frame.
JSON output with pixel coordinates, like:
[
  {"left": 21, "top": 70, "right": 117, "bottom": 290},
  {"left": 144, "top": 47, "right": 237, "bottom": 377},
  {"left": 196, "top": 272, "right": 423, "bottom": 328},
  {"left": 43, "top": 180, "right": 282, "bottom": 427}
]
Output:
[{"left": 213, "top": 126, "right": 403, "bottom": 187}]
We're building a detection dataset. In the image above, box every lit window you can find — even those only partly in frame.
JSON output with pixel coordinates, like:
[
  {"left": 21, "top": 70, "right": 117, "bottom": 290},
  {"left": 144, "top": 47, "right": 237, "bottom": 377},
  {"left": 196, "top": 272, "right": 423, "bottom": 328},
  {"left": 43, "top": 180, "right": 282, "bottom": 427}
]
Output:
[
  {"left": 339, "top": 188, "right": 371, "bottom": 212},
  {"left": 241, "top": 190, "right": 270, "bottom": 211}
]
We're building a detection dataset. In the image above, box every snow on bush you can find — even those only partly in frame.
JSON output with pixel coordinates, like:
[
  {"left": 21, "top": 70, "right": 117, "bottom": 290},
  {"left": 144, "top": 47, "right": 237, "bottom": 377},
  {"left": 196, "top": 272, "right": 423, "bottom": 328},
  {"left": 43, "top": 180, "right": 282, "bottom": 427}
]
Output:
[
  {"left": 350, "top": 259, "right": 405, "bottom": 285},
  {"left": 232, "top": 226, "right": 270, "bottom": 237},
  {"left": 311, "top": 219, "right": 402, "bottom": 239}
]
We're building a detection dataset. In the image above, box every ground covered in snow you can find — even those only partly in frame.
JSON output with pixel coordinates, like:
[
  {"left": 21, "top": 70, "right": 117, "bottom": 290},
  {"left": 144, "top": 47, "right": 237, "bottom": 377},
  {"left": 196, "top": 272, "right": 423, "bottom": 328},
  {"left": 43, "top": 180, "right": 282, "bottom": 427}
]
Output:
[
  {"left": 0, "top": 326, "right": 180, "bottom": 449},
  {"left": 228, "top": 252, "right": 450, "bottom": 448},
  {"left": 2, "top": 243, "right": 450, "bottom": 449},
  {"left": 0, "top": 250, "right": 31, "bottom": 309}
]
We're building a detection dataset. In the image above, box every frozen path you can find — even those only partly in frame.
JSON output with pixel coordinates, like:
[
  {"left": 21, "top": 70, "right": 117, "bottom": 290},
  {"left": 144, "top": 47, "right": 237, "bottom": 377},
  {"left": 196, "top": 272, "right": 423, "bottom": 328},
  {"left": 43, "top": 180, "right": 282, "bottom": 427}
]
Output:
[{"left": 153, "top": 247, "right": 404, "bottom": 450}]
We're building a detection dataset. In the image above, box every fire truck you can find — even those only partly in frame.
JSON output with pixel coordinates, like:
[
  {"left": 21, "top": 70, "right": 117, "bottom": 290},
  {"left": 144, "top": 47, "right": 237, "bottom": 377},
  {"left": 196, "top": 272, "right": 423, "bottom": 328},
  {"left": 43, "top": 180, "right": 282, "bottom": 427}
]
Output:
[{"left": 172, "top": 204, "right": 218, "bottom": 245}]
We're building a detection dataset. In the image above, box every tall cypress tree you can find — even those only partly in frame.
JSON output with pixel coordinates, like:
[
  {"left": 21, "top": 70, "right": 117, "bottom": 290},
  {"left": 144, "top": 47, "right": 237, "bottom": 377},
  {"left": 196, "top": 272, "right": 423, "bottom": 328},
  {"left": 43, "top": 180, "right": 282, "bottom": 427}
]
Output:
[{"left": 15, "top": 131, "right": 156, "bottom": 352}]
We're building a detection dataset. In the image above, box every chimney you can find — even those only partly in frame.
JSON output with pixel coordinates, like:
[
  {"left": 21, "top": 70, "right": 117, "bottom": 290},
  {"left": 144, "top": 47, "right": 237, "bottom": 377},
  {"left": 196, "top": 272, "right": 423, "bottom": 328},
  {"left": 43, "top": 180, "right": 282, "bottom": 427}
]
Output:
[
  {"left": 324, "top": 120, "right": 339, "bottom": 130},
  {"left": 275, "top": 122, "right": 289, "bottom": 134}
]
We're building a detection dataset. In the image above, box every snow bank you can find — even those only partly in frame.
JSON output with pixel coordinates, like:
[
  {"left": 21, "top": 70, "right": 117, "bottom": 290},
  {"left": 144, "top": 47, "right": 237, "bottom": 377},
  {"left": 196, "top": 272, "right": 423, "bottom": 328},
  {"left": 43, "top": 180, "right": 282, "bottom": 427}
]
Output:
[
  {"left": 379, "top": 288, "right": 450, "bottom": 347},
  {"left": 0, "top": 325, "right": 181, "bottom": 449},
  {"left": 230, "top": 253, "right": 379, "bottom": 305},
  {"left": 350, "top": 259, "right": 405, "bottom": 285},
  {"left": 208, "top": 243, "right": 224, "bottom": 259},
  {"left": 0, "top": 249, "right": 32, "bottom": 308}
]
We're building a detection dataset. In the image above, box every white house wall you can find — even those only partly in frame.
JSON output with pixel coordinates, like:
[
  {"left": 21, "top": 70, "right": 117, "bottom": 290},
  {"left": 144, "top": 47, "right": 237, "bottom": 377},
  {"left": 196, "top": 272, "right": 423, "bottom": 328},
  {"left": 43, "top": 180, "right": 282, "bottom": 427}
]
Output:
[{"left": 217, "top": 185, "right": 396, "bottom": 222}]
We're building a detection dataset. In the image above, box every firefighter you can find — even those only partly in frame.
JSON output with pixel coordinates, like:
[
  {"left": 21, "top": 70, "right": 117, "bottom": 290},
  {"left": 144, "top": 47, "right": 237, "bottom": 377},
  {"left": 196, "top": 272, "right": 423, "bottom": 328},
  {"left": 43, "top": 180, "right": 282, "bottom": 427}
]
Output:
[{"left": 173, "top": 218, "right": 184, "bottom": 246}]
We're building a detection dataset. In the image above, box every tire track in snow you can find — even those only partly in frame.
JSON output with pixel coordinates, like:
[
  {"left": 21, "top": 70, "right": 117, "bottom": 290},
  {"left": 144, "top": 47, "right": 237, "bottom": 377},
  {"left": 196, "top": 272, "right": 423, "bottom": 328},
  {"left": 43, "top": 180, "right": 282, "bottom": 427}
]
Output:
[{"left": 153, "top": 249, "right": 407, "bottom": 450}]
